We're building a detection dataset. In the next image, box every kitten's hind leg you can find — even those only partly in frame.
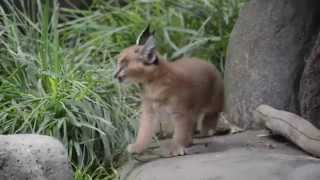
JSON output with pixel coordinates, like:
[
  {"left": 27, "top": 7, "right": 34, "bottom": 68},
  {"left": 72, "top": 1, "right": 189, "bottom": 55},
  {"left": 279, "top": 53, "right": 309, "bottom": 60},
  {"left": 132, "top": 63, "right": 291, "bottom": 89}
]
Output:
[{"left": 196, "top": 111, "right": 219, "bottom": 138}]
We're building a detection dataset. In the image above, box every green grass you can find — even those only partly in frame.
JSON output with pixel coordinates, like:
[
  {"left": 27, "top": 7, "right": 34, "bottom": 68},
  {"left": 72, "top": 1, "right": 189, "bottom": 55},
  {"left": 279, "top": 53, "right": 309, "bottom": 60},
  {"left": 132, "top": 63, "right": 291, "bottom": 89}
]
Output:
[{"left": 0, "top": 0, "right": 245, "bottom": 179}]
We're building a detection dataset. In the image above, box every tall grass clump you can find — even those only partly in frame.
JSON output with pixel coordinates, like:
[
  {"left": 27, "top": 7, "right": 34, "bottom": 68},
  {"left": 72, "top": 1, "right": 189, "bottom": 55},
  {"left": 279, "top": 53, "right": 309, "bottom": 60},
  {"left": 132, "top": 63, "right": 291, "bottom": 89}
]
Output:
[
  {"left": 0, "top": 0, "right": 245, "bottom": 179},
  {"left": 0, "top": 0, "right": 137, "bottom": 173}
]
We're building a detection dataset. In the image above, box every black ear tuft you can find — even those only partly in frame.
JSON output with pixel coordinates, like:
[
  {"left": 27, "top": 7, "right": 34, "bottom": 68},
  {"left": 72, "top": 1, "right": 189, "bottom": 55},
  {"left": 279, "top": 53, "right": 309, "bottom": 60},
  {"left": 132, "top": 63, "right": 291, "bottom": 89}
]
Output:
[{"left": 136, "top": 24, "right": 155, "bottom": 45}]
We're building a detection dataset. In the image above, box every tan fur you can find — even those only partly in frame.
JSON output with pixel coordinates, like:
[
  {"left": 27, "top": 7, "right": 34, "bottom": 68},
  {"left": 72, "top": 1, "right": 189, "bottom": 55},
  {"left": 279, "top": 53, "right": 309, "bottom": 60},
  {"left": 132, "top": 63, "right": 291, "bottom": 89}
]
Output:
[{"left": 115, "top": 40, "right": 224, "bottom": 156}]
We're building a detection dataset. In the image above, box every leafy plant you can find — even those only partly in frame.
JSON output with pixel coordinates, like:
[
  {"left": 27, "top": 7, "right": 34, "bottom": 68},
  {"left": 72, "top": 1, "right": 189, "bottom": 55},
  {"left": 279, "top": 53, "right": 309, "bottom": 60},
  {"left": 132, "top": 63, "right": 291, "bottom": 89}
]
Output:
[{"left": 0, "top": 0, "right": 137, "bottom": 169}]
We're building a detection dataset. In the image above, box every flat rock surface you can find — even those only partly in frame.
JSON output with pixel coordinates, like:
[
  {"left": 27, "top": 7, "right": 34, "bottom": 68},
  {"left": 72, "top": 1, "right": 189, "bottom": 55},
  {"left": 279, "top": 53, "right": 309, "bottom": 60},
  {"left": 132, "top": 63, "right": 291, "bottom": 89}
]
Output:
[{"left": 120, "top": 130, "right": 320, "bottom": 180}]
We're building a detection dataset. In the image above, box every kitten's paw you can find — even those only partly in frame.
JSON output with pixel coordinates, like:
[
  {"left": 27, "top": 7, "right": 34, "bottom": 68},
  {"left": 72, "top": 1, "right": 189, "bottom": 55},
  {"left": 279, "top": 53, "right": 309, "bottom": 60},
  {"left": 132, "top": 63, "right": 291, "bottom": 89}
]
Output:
[
  {"left": 127, "top": 143, "right": 143, "bottom": 154},
  {"left": 170, "top": 145, "right": 187, "bottom": 156}
]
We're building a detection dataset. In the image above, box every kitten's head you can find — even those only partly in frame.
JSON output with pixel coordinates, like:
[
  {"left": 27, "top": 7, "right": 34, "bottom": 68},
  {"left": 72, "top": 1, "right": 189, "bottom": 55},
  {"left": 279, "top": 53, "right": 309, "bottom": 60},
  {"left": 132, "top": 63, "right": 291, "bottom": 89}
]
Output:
[{"left": 114, "top": 27, "right": 159, "bottom": 84}]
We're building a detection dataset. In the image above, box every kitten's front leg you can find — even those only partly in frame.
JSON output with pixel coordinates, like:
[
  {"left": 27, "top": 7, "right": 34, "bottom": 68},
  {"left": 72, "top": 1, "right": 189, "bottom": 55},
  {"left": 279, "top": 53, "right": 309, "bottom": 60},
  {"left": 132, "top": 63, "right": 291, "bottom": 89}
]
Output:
[{"left": 127, "top": 103, "right": 156, "bottom": 154}]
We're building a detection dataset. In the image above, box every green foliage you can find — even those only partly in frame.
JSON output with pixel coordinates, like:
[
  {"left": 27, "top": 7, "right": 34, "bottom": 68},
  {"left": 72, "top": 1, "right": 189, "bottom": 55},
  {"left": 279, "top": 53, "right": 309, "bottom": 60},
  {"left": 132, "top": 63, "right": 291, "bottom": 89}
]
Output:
[
  {"left": 0, "top": 0, "right": 137, "bottom": 170},
  {"left": 0, "top": 0, "right": 245, "bottom": 179},
  {"left": 74, "top": 164, "right": 119, "bottom": 180}
]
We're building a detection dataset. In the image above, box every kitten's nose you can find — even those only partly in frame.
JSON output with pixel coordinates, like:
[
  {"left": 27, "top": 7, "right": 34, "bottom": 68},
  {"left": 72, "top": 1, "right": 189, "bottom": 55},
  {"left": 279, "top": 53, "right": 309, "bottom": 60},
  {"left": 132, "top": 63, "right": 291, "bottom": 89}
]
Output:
[
  {"left": 113, "top": 68, "right": 121, "bottom": 79},
  {"left": 114, "top": 69, "right": 125, "bottom": 82}
]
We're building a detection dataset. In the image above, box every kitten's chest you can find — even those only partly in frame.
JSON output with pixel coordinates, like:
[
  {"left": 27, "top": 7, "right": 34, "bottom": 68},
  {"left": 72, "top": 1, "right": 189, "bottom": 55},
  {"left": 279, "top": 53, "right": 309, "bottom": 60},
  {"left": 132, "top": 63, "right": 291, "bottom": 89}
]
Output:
[
  {"left": 152, "top": 102, "right": 174, "bottom": 121},
  {"left": 143, "top": 83, "right": 180, "bottom": 120}
]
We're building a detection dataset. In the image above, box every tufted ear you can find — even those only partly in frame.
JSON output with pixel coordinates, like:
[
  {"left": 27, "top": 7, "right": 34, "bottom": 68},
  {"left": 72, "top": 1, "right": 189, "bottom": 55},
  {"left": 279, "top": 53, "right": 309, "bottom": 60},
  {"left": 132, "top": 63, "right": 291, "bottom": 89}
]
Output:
[
  {"left": 141, "top": 35, "right": 157, "bottom": 64},
  {"left": 136, "top": 24, "right": 155, "bottom": 45}
]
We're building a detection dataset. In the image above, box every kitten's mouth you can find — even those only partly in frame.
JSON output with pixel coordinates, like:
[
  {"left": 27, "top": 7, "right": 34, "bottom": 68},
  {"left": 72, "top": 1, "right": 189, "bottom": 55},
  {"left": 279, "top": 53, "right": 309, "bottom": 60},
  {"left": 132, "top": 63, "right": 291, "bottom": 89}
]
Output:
[
  {"left": 117, "top": 76, "right": 131, "bottom": 84},
  {"left": 114, "top": 73, "right": 133, "bottom": 84},
  {"left": 114, "top": 72, "right": 126, "bottom": 83},
  {"left": 117, "top": 76, "right": 125, "bottom": 83},
  {"left": 113, "top": 68, "right": 126, "bottom": 83}
]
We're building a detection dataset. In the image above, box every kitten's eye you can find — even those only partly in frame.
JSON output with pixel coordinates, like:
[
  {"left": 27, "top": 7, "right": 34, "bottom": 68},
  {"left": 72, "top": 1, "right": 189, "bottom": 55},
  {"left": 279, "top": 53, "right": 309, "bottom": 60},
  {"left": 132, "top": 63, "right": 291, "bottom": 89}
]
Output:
[{"left": 120, "top": 59, "right": 128, "bottom": 66}]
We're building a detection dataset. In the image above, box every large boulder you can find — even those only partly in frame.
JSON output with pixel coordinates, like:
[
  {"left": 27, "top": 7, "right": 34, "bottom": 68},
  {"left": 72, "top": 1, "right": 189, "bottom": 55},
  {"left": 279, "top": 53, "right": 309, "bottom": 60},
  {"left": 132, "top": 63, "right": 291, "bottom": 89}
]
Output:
[
  {"left": 224, "top": 0, "right": 319, "bottom": 129},
  {"left": 0, "top": 134, "right": 73, "bottom": 180},
  {"left": 299, "top": 31, "right": 320, "bottom": 129},
  {"left": 120, "top": 130, "right": 320, "bottom": 180}
]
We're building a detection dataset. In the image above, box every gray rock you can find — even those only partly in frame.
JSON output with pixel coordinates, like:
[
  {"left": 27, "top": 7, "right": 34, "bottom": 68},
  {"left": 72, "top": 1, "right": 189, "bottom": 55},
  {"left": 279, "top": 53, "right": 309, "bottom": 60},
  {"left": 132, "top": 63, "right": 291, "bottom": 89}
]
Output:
[
  {"left": 122, "top": 151, "right": 320, "bottom": 180},
  {"left": 0, "top": 134, "right": 73, "bottom": 180},
  {"left": 224, "top": 0, "right": 318, "bottom": 129},
  {"left": 120, "top": 130, "right": 320, "bottom": 180},
  {"left": 299, "top": 31, "right": 320, "bottom": 129}
]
